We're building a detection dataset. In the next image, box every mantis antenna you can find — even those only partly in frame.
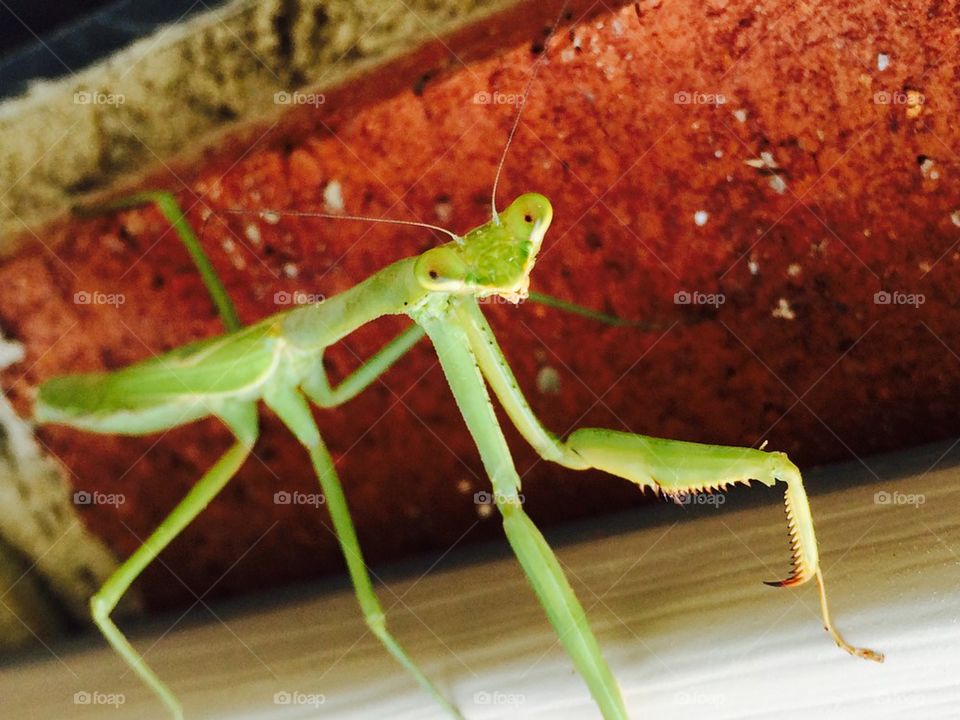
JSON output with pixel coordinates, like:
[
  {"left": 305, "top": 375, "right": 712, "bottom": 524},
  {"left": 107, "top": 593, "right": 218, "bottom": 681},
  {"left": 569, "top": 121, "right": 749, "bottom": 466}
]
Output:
[
  {"left": 490, "top": 1, "right": 571, "bottom": 223},
  {"left": 221, "top": 208, "right": 463, "bottom": 243}
]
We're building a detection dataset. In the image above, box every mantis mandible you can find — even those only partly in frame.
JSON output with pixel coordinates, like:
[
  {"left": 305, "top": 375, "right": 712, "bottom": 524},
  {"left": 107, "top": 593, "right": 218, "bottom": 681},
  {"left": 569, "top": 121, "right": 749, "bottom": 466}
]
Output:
[{"left": 34, "top": 15, "right": 882, "bottom": 720}]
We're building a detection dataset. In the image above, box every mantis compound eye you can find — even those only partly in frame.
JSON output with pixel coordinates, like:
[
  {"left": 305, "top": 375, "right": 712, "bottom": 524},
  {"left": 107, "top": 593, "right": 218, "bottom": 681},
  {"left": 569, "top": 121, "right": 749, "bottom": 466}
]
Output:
[
  {"left": 501, "top": 193, "right": 553, "bottom": 249},
  {"left": 414, "top": 246, "right": 469, "bottom": 292}
]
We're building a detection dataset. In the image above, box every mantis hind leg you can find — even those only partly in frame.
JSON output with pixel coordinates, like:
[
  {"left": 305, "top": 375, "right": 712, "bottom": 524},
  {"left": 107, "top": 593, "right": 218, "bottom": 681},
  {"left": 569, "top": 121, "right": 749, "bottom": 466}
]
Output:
[
  {"left": 74, "top": 191, "right": 242, "bottom": 332},
  {"left": 91, "top": 402, "right": 258, "bottom": 719},
  {"left": 261, "top": 382, "right": 464, "bottom": 719}
]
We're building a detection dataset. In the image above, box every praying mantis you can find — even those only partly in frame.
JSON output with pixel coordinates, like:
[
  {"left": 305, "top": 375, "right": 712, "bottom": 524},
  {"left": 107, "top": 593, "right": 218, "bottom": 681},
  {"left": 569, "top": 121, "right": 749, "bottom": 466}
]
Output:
[{"left": 32, "top": 12, "right": 883, "bottom": 720}]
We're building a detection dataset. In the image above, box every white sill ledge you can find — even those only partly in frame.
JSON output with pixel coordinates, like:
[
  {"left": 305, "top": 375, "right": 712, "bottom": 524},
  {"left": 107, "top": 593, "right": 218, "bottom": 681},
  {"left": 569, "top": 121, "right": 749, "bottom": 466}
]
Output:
[{"left": 3, "top": 440, "right": 959, "bottom": 719}]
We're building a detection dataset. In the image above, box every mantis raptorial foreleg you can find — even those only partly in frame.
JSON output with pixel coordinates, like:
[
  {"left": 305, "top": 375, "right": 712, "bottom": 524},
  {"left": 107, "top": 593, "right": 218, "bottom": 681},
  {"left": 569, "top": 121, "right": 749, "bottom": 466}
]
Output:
[
  {"left": 261, "top": 381, "right": 465, "bottom": 719},
  {"left": 455, "top": 298, "right": 883, "bottom": 663},
  {"left": 90, "top": 402, "right": 259, "bottom": 720},
  {"left": 419, "top": 311, "right": 629, "bottom": 720}
]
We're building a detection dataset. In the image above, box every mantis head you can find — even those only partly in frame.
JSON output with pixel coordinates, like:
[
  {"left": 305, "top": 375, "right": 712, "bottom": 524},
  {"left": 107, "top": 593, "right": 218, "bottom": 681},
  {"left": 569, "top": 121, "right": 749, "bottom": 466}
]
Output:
[{"left": 414, "top": 193, "right": 553, "bottom": 302}]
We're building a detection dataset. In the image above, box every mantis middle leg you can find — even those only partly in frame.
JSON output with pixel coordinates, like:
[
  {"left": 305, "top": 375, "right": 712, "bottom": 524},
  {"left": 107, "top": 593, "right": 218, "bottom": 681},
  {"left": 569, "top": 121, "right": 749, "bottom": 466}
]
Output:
[
  {"left": 261, "top": 381, "right": 464, "bottom": 719},
  {"left": 301, "top": 323, "right": 426, "bottom": 407},
  {"left": 90, "top": 402, "right": 259, "bottom": 720}
]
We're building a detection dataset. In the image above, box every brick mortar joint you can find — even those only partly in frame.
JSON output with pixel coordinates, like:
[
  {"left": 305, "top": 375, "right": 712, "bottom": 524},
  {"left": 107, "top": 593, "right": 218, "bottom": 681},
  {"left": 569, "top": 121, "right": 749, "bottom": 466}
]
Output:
[{"left": 0, "top": 0, "right": 518, "bottom": 253}]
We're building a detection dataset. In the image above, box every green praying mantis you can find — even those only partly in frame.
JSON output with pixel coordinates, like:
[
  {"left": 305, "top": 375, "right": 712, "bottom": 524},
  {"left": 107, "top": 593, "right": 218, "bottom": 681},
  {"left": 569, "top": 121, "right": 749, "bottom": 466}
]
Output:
[{"left": 33, "top": 19, "right": 883, "bottom": 720}]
